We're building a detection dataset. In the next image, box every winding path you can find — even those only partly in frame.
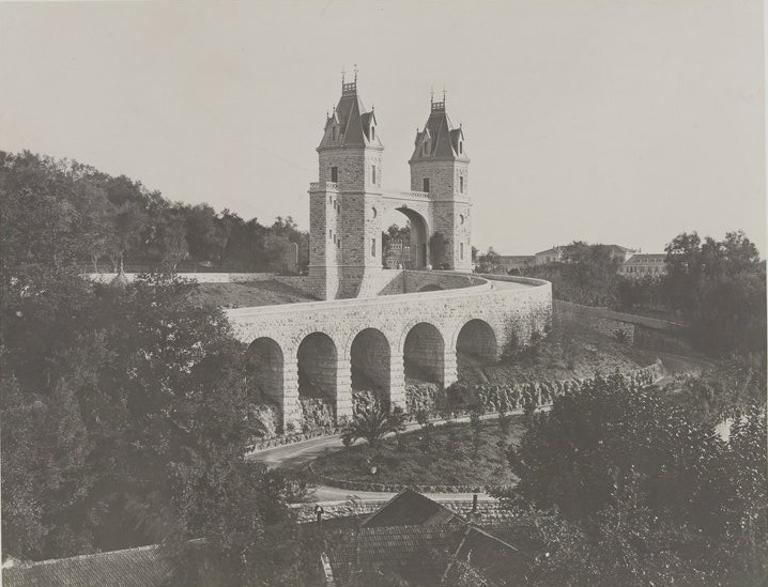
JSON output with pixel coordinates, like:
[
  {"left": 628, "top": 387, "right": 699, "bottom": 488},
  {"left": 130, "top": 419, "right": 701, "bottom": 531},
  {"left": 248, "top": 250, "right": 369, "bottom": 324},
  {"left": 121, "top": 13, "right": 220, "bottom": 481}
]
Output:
[
  {"left": 248, "top": 412, "right": 509, "bottom": 504},
  {"left": 249, "top": 353, "right": 697, "bottom": 506}
]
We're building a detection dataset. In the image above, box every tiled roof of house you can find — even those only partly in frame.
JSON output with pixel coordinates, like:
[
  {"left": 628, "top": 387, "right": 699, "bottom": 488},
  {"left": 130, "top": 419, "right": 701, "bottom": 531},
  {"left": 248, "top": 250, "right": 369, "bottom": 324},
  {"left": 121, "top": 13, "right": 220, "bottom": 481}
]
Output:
[
  {"left": 361, "top": 488, "right": 465, "bottom": 528},
  {"left": 328, "top": 525, "right": 463, "bottom": 586},
  {"left": 444, "top": 526, "right": 527, "bottom": 585},
  {"left": 603, "top": 244, "right": 635, "bottom": 253},
  {"left": 625, "top": 253, "right": 666, "bottom": 263},
  {"left": 2, "top": 544, "right": 171, "bottom": 587},
  {"left": 534, "top": 247, "right": 561, "bottom": 256}
]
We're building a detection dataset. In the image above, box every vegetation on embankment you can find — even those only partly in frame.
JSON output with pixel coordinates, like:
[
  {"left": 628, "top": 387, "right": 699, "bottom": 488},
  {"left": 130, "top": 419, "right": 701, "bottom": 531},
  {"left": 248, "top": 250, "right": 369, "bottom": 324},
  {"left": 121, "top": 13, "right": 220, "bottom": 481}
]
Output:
[
  {"left": 458, "top": 307, "right": 660, "bottom": 387},
  {"left": 313, "top": 416, "right": 525, "bottom": 489}
]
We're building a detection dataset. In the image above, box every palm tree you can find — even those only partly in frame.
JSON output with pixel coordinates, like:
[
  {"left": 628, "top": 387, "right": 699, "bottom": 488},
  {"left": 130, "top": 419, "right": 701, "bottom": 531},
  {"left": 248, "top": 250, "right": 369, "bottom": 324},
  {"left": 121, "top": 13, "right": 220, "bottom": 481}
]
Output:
[{"left": 341, "top": 402, "right": 406, "bottom": 448}]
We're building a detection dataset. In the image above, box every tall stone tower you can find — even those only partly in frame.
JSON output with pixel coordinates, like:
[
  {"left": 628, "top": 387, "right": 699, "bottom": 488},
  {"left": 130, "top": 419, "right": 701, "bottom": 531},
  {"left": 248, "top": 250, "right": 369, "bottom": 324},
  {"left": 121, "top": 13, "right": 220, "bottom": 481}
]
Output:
[
  {"left": 309, "top": 72, "right": 384, "bottom": 299},
  {"left": 409, "top": 95, "right": 471, "bottom": 271}
]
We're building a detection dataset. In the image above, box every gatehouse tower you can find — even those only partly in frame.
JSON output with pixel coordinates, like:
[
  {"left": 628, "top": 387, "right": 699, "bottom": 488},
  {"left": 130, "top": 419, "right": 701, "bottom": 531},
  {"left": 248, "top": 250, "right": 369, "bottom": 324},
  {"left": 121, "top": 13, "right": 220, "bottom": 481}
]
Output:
[
  {"left": 409, "top": 93, "right": 472, "bottom": 272},
  {"left": 308, "top": 73, "right": 472, "bottom": 300}
]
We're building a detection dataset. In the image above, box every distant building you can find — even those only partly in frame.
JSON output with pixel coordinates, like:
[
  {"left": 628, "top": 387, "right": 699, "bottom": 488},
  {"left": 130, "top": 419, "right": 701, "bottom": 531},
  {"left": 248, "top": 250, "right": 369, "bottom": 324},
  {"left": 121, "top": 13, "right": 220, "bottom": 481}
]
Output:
[
  {"left": 620, "top": 253, "right": 667, "bottom": 278},
  {"left": 603, "top": 244, "right": 637, "bottom": 263},
  {"left": 534, "top": 247, "right": 564, "bottom": 265},
  {"left": 496, "top": 255, "right": 535, "bottom": 272},
  {"left": 383, "top": 239, "right": 410, "bottom": 269},
  {"left": 535, "top": 244, "right": 636, "bottom": 265}
]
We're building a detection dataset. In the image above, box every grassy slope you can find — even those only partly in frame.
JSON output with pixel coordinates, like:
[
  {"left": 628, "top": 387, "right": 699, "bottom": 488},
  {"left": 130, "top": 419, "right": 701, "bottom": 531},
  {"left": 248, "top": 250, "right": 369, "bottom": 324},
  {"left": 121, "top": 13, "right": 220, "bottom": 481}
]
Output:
[
  {"left": 188, "top": 280, "right": 316, "bottom": 308},
  {"left": 458, "top": 308, "right": 661, "bottom": 387},
  {"left": 313, "top": 418, "right": 525, "bottom": 487}
]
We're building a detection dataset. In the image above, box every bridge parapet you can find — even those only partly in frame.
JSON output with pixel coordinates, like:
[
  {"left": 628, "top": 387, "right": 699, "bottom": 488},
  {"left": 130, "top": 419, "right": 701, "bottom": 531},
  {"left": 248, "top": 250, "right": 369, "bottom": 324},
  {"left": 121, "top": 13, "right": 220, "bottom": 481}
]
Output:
[{"left": 309, "top": 181, "right": 339, "bottom": 192}]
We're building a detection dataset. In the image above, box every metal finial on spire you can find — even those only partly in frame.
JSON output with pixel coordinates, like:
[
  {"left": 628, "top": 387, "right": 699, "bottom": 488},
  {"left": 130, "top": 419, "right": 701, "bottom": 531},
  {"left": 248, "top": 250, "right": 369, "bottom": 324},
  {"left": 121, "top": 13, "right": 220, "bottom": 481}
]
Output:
[
  {"left": 442, "top": 86, "right": 447, "bottom": 103},
  {"left": 430, "top": 86, "right": 434, "bottom": 104},
  {"left": 341, "top": 66, "right": 346, "bottom": 85},
  {"left": 353, "top": 63, "right": 358, "bottom": 83}
]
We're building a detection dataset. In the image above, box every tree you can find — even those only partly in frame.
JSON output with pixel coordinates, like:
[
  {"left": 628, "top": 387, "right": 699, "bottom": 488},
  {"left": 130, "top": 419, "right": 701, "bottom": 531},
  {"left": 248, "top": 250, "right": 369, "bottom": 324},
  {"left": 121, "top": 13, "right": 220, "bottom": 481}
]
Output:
[
  {"left": 1, "top": 271, "right": 300, "bottom": 583},
  {"left": 497, "top": 373, "right": 767, "bottom": 585},
  {"left": 341, "top": 402, "right": 406, "bottom": 448},
  {"left": 663, "top": 230, "right": 765, "bottom": 353}
]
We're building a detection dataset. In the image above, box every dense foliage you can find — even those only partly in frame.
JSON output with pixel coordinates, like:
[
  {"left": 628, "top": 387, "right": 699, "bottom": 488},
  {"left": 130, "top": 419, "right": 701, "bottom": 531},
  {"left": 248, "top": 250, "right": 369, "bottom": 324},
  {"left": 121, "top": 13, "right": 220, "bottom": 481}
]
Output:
[
  {"left": 497, "top": 374, "right": 767, "bottom": 586},
  {"left": 341, "top": 402, "right": 406, "bottom": 447},
  {"left": 0, "top": 151, "right": 308, "bottom": 274},
  {"left": 663, "top": 230, "right": 766, "bottom": 353},
  {"left": 513, "top": 233, "right": 765, "bottom": 357},
  {"left": 0, "top": 268, "right": 311, "bottom": 583}
]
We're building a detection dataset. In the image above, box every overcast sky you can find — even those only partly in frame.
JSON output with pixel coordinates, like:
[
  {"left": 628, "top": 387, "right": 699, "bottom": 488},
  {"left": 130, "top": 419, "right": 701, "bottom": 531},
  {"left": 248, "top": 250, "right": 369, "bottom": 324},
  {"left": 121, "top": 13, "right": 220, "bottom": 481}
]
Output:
[{"left": 1, "top": 1, "right": 765, "bottom": 255}]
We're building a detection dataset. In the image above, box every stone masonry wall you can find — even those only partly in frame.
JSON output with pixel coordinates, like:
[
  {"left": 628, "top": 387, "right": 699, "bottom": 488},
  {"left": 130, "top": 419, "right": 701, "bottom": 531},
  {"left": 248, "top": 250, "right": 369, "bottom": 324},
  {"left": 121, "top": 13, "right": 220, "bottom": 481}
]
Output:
[
  {"left": 226, "top": 274, "right": 552, "bottom": 429},
  {"left": 409, "top": 159, "right": 471, "bottom": 271},
  {"left": 556, "top": 300, "right": 635, "bottom": 343}
]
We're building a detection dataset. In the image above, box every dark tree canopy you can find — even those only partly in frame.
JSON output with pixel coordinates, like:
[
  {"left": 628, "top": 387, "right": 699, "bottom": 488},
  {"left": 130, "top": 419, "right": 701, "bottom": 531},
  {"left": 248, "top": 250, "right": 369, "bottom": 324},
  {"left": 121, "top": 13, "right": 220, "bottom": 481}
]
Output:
[
  {"left": 0, "top": 151, "right": 309, "bottom": 275},
  {"left": 499, "top": 373, "right": 767, "bottom": 586}
]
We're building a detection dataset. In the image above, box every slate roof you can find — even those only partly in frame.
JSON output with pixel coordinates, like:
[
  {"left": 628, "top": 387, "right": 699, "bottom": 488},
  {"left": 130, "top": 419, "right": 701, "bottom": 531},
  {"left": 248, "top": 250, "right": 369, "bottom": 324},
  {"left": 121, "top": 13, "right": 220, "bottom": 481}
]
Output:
[
  {"left": 2, "top": 544, "right": 171, "bottom": 587},
  {"left": 361, "top": 488, "right": 465, "bottom": 528},
  {"left": 319, "top": 82, "right": 382, "bottom": 150},
  {"left": 410, "top": 103, "right": 468, "bottom": 162}
]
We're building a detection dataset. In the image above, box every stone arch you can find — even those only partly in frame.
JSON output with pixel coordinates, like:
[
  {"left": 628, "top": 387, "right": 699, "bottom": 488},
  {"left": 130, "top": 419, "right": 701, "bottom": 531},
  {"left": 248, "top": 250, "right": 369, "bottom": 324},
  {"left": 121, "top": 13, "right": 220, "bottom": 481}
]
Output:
[
  {"left": 456, "top": 318, "right": 498, "bottom": 363},
  {"left": 350, "top": 328, "right": 391, "bottom": 407},
  {"left": 297, "top": 332, "right": 337, "bottom": 403},
  {"left": 395, "top": 207, "right": 429, "bottom": 269},
  {"left": 403, "top": 322, "right": 445, "bottom": 385},
  {"left": 245, "top": 337, "right": 284, "bottom": 405}
]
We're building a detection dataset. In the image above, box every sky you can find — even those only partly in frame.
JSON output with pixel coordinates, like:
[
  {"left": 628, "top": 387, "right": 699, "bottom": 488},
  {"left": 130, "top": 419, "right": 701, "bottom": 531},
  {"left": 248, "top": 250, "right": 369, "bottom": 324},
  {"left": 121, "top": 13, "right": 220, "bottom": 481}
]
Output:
[{"left": 1, "top": 0, "right": 765, "bottom": 255}]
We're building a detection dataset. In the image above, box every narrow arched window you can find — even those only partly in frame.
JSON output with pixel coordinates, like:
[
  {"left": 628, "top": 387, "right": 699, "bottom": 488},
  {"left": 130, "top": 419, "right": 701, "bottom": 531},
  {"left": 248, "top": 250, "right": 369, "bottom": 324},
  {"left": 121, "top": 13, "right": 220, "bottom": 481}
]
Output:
[{"left": 371, "top": 126, "right": 375, "bottom": 140}]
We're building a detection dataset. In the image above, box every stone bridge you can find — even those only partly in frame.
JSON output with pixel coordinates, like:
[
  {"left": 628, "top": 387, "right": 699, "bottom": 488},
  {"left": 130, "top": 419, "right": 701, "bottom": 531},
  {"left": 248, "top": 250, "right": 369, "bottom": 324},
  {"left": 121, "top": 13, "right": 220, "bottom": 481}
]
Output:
[{"left": 226, "top": 271, "right": 552, "bottom": 429}]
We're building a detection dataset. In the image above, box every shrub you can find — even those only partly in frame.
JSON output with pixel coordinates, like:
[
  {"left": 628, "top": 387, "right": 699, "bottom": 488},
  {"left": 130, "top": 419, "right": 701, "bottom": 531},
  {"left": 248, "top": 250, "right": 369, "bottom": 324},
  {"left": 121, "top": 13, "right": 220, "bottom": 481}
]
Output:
[
  {"left": 613, "top": 328, "right": 630, "bottom": 344},
  {"left": 341, "top": 402, "right": 406, "bottom": 448}
]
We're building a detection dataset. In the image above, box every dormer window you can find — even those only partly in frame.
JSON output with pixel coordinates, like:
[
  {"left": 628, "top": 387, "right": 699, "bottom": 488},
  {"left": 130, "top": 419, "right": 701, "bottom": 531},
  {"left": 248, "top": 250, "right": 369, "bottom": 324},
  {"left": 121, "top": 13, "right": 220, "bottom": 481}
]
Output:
[
  {"left": 423, "top": 142, "right": 428, "bottom": 155},
  {"left": 370, "top": 126, "right": 375, "bottom": 140},
  {"left": 332, "top": 127, "right": 337, "bottom": 141},
  {"left": 459, "top": 141, "right": 463, "bottom": 154}
]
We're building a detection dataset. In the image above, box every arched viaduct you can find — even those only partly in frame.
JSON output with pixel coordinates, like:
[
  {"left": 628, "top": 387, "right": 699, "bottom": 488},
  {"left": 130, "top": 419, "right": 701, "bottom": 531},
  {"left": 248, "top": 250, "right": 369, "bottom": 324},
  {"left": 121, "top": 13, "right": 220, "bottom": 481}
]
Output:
[{"left": 226, "top": 271, "right": 552, "bottom": 430}]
